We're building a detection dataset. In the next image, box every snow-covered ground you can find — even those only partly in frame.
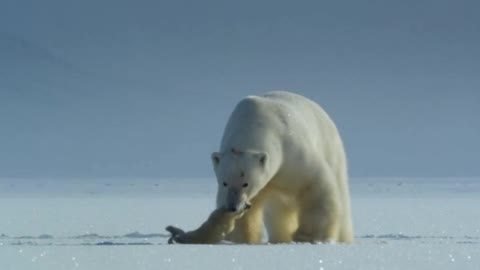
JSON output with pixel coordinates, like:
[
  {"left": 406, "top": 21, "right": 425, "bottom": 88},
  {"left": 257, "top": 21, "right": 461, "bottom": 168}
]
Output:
[{"left": 0, "top": 178, "right": 479, "bottom": 270}]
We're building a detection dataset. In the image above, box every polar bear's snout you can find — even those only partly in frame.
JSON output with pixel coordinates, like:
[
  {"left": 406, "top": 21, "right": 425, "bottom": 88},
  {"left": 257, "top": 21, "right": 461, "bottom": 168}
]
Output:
[{"left": 226, "top": 187, "right": 249, "bottom": 212}]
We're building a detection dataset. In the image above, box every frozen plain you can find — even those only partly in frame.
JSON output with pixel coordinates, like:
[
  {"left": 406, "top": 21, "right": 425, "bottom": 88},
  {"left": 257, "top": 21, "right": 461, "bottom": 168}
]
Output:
[{"left": 0, "top": 178, "right": 479, "bottom": 270}]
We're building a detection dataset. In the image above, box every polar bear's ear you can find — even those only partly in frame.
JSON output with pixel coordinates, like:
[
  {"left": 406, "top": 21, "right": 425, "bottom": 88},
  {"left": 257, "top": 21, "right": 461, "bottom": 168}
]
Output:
[{"left": 211, "top": 152, "right": 221, "bottom": 168}]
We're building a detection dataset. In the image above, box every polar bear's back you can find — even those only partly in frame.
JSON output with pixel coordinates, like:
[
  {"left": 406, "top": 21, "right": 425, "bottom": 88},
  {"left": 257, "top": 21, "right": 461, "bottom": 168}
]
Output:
[
  {"left": 261, "top": 91, "right": 339, "bottom": 140},
  {"left": 265, "top": 91, "right": 345, "bottom": 164},
  {"left": 221, "top": 91, "right": 344, "bottom": 159}
]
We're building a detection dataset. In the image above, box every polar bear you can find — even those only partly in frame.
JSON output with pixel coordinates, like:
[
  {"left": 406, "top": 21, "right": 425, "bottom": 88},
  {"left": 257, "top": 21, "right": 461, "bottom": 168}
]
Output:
[
  {"left": 211, "top": 91, "right": 353, "bottom": 244},
  {"left": 166, "top": 205, "right": 249, "bottom": 244}
]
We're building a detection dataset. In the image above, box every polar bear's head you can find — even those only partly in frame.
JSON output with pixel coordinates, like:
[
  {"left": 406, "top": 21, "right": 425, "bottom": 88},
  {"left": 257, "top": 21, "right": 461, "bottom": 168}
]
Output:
[{"left": 212, "top": 148, "right": 269, "bottom": 212}]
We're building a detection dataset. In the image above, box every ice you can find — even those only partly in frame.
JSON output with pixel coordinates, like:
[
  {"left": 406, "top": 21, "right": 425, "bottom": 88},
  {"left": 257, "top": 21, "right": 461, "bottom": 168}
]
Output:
[{"left": 0, "top": 177, "right": 479, "bottom": 269}]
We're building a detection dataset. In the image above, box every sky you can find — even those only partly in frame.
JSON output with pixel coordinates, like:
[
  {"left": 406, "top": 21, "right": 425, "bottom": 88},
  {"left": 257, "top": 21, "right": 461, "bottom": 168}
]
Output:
[{"left": 0, "top": 0, "right": 479, "bottom": 179}]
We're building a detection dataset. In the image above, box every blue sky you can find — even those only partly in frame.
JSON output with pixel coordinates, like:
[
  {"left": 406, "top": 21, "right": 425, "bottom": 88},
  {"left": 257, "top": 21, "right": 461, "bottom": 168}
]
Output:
[{"left": 0, "top": 0, "right": 479, "bottom": 178}]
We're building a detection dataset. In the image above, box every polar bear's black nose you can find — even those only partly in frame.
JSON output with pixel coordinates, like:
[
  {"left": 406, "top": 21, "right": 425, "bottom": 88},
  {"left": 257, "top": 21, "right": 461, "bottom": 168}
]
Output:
[{"left": 228, "top": 206, "right": 238, "bottom": 212}]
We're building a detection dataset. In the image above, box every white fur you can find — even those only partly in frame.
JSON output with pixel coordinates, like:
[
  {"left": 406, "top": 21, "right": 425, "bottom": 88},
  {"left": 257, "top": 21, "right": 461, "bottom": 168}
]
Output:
[{"left": 212, "top": 91, "right": 353, "bottom": 243}]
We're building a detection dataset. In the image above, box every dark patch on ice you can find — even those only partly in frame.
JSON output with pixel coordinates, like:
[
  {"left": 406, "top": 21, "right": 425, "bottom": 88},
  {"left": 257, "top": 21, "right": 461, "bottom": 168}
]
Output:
[
  {"left": 38, "top": 234, "right": 54, "bottom": 239},
  {"left": 358, "top": 234, "right": 420, "bottom": 240},
  {"left": 12, "top": 234, "right": 54, "bottom": 240},
  {"left": 377, "top": 234, "right": 421, "bottom": 240},
  {"left": 73, "top": 233, "right": 112, "bottom": 239},
  {"left": 93, "top": 241, "right": 154, "bottom": 246},
  {"left": 123, "top": 231, "right": 169, "bottom": 238},
  {"left": 71, "top": 231, "right": 170, "bottom": 239},
  {"left": 358, "top": 234, "right": 457, "bottom": 241},
  {"left": 11, "top": 241, "right": 38, "bottom": 246},
  {"left": 457, "top": 241, "right": 479, "bottom": 244},
  {"left": 15, "top": 236, "right": 35, "bottom": 239},
  {"left": 428, "top": 235, "right": 455, "bottom": 240}
]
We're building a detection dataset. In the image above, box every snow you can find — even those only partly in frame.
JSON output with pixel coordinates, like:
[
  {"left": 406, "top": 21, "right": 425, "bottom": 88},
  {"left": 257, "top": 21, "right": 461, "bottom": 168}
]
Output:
[{"left": 0, "top": 178, "right": 479, "bottom": 270}]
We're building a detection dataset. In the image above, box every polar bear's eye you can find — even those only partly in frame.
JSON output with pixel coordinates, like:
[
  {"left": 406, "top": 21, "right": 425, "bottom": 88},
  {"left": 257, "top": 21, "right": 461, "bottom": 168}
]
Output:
[
  {"left": 223, "top": 182, "right": 228, "bottom": 187},
  {"left": 242, "top": 183, "right": 249, "bottom": 188}
]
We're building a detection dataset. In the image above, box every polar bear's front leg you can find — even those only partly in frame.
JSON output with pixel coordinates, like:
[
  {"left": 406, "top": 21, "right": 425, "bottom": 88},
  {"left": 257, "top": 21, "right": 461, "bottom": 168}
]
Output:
[
  {"left": 294, "top": 207, "right": 340, "bottom": 243},
  {"left": 293, "top": 178, "right": 341, "bottom": 243},
  {"left": 225, "top": 201, "right": 264, "bottom": 244}
]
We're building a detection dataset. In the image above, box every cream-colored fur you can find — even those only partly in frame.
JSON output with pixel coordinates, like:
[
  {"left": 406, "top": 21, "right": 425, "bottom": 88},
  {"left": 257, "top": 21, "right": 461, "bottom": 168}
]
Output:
[
  {"left": 166, "top": 207, "right": 248, "bottom": 244},
  {"left": 212, "top": 91, "right": 353, "bottom": 244}
]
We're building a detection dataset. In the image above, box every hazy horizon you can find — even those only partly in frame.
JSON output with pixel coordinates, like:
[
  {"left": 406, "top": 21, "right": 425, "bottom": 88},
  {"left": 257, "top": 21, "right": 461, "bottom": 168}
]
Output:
[{"left": 1, "top": 0, "right": 479, "bottom": 179}]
